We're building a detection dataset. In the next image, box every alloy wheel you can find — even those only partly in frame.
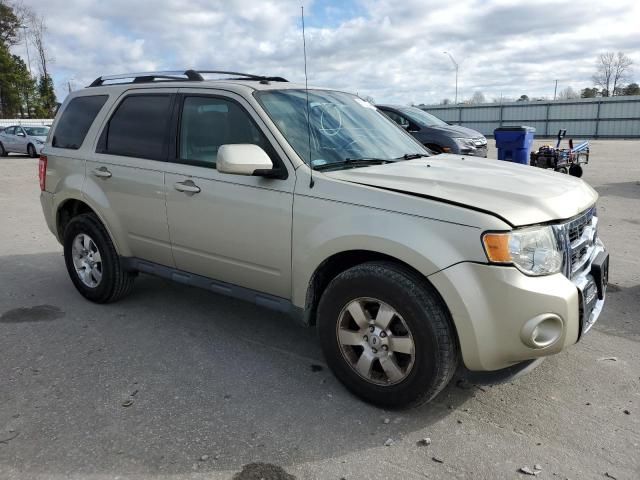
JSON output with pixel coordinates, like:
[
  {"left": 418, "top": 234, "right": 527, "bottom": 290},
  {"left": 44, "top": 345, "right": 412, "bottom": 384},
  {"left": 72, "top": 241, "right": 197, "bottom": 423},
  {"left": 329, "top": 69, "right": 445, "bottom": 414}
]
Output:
[
  {"left": 336, "top": 297, "right": 415, "bottom": 386},
  {"left": 71, "top": 233, "right": 103, "bottom": 288}
]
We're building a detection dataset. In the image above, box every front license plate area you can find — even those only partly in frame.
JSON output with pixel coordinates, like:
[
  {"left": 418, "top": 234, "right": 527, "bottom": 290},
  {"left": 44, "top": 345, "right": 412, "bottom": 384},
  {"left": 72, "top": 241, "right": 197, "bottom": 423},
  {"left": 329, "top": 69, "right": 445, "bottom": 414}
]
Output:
[{"left": 590, "top": 252, "right": 609, "bottom": 300}]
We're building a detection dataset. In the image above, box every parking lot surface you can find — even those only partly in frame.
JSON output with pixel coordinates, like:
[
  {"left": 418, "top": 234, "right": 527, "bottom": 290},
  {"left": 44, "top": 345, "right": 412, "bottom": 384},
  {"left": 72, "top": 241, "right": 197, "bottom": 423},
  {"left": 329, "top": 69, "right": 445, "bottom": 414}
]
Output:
[{"left": 1, "top": 140, "right": 639, "bottom": 480}]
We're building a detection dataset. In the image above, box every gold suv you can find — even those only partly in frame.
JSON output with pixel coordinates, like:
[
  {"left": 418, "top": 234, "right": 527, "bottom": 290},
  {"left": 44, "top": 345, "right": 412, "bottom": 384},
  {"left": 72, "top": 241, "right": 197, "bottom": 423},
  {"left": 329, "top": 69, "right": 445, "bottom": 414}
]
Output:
[{"left": 39, "top": 70, "right": 609, "bottom": 407}]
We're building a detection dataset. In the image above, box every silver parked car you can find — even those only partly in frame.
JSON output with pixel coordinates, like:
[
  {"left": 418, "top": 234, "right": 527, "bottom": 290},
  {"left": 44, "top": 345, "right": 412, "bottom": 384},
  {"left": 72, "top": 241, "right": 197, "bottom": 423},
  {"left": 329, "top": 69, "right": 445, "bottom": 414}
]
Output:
[{"left": 0, "top": 125, "right": 50, "bottom": 157}]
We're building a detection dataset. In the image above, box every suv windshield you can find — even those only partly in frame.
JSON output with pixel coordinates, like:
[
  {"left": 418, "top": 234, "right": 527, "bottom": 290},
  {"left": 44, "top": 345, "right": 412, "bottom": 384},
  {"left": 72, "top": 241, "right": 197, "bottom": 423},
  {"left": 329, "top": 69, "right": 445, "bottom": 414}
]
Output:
[
  {"left": 256, "top": 90, "right": 428, "bottom": 169},
  {"left": 24, "top": 126, "right": 50, "bottom": 136},
  {"left": 400, "top": 107, "right": 448, "bottom": 127}
]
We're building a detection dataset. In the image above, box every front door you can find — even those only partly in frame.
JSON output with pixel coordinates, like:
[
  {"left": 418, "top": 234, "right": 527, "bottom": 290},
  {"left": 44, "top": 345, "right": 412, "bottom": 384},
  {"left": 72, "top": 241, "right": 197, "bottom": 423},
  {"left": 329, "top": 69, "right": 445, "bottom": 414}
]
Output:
[
  {"left": 164, "top": 91, "right": 295, "bottom": 299},
  {"left": 85, "top": 89, "right": 177, "bottom": 267},
  {"left": 14, "top": 126, "right": 29, "bottom": 153}
]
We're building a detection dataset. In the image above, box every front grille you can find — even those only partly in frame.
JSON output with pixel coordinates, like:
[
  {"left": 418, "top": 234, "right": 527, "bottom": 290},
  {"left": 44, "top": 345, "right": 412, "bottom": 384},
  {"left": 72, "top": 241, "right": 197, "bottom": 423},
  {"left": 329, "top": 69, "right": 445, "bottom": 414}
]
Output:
[{"left": 558, "top": 207, "right": 597, "bottom": 278}]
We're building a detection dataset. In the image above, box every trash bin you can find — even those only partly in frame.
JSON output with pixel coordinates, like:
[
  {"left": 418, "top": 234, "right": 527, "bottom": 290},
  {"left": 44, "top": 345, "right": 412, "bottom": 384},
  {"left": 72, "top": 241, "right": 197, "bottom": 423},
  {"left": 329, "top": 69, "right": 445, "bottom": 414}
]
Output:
[{"left": 494, "top": 126, "right": 536, "bottom": 164}]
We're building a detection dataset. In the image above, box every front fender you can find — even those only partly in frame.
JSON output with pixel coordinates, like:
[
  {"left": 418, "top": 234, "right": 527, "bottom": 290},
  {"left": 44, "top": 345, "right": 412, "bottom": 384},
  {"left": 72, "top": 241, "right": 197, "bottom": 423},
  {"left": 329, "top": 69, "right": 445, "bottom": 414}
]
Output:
[{"left": 291, "top": 194, "right": 486, "bottom": 309}]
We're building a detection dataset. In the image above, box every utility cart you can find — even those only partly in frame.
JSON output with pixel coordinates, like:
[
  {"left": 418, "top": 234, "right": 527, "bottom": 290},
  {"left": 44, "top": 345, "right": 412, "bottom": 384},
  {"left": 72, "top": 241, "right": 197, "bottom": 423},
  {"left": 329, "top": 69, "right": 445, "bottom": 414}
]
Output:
[{"left": 529, "top": 129, "right": 590, "bottom": 178}]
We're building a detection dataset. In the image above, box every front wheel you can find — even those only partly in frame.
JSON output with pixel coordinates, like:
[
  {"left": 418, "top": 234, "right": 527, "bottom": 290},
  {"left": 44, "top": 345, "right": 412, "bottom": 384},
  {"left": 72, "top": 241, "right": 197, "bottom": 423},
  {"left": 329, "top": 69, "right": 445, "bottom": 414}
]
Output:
[
  {"left": 27, "top": 143, "right": 37, "bottom": 158},
  {"left": 317, "top": 261, "right": 459, "bottom": 408}
]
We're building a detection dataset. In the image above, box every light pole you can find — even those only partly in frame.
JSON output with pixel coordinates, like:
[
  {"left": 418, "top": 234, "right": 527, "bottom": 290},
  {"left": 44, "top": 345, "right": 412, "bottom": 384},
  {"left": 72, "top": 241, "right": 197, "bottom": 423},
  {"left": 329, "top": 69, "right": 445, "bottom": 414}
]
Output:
[
  {"left": 443, "top": 51, "right": 459, "bottom": 104},
  {"left": 20, "top": 25, "right": 32, "bottom": 77}
]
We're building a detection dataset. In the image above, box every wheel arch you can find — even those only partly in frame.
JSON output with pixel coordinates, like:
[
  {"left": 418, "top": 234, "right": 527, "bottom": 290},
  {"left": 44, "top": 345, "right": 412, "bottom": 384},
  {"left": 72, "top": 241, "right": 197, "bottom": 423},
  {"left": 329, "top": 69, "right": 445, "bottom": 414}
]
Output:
[
  {"left": 302, "top": 249, "right": 455, "bottom": 334},
  {"left": 56, "top": 197, "right": 126, "bottom": 255}
]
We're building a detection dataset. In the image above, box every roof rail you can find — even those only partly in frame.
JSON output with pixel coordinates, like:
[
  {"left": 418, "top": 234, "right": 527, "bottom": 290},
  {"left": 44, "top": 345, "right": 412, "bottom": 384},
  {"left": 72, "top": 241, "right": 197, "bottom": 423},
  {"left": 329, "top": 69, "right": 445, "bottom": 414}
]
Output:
[
  {"left": 196, "top": 70, "right": 288, "bottom": 83},
  {"left": 87, "top": 69, "right": 287, "bottom": 87}
]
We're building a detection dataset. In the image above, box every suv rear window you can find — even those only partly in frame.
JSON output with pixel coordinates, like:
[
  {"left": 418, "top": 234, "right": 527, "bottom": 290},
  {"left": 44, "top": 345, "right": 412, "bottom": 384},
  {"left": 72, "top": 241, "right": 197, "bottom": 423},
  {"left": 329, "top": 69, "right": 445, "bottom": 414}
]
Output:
[
  {"left": 100, "top": 94, "right": 173, "bottom": 160},
  {"left": 53, "top": 95, "right": 108, "bottom": 149}
]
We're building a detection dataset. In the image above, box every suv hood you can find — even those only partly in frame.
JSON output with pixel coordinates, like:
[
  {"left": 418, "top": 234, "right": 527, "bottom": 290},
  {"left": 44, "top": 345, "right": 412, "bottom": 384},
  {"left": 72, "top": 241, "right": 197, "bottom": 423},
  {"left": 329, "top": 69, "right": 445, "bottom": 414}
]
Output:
[{"left": 324, "top": 155, "right": 597, "bottom": 226}]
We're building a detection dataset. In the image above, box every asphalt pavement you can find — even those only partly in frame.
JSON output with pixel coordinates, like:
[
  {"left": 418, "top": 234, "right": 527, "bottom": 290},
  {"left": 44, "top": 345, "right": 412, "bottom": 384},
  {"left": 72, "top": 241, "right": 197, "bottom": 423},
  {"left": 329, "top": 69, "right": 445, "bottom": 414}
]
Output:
[{"left": 0, "top": 140, "right": 638, "bottom": 479}]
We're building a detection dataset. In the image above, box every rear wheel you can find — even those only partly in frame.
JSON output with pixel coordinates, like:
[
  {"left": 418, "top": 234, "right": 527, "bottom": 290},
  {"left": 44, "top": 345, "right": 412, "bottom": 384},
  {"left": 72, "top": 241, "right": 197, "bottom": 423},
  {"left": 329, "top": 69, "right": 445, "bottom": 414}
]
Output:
[
  {"left": 569, "top": 164, "right": 583, "bottom": 177},
  {"left": 317, "top": 261, "right": 459, "bottom": 408},
  {"left": 63, "top": 213, "right": 135, "bottom": 303},
  {"left": 0, "top": 142, "right": 7, "bottom": 156},
  {"left": 27, "top": 143, "right": 37, "bottom": 158}
]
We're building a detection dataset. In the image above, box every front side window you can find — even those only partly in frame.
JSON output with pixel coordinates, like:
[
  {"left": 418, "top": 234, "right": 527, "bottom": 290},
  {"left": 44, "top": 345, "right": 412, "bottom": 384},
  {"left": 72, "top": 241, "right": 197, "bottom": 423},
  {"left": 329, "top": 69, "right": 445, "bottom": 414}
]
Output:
[
  {"left": 383, "top": 110, "right": 410, "bottom": 127},
  {"left": 256, "top": 89, "right": 428, "bottom": 169},
  {"left": 102, "top": 94, "right": 172, "bottom": 160},
  {"left": 4, "top": 127, "right": 15, "bottom": 135},
  {"left": 53, "top": 95, "right": 108, "bottom": 149},
  {"left": 400, "top": 107, "right": 447, "bottom": 127},
  {"left": 179, "top": 96, "right": 273, "bottom": 167}
]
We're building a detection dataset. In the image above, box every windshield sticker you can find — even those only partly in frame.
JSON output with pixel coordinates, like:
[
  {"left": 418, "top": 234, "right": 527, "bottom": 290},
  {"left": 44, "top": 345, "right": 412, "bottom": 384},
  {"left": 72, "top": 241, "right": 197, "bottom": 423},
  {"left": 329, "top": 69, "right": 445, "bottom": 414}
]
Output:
[{"left": 354, "top": 98, "right": 376, "bottom": 109}]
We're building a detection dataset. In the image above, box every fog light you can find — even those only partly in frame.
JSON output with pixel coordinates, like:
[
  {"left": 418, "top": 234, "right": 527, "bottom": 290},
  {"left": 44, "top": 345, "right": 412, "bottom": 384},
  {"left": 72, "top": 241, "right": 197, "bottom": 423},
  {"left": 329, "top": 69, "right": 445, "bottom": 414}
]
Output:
[{"left": 521, "top": 314, "right": 563, "bottom": 349}]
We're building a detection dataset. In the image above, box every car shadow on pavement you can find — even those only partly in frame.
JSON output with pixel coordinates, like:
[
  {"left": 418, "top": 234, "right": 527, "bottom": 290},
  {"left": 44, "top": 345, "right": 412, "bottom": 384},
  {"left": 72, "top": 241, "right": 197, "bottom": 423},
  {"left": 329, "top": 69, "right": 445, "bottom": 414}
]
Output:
[{"left": 0, "top": 252, "right": 476, "bottom": 477}]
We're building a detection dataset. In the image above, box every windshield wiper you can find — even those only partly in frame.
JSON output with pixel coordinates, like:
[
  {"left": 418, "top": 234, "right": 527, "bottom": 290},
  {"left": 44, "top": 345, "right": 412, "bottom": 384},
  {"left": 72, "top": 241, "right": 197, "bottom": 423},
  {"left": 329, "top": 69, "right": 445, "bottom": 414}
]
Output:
[
  {"left": 313, "top": 157, "right": 392, "bottom": 171},
  {"left": 399, "top": 153, "right": 430, "bottom": 160}
]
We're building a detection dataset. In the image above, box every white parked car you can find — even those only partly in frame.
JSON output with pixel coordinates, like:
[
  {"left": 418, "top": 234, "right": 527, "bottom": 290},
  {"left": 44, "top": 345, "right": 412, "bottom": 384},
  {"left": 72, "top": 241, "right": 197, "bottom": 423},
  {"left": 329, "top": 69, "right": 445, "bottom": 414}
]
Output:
[{"left": 0, "top": 125, "right": 50, "bottom": 157}]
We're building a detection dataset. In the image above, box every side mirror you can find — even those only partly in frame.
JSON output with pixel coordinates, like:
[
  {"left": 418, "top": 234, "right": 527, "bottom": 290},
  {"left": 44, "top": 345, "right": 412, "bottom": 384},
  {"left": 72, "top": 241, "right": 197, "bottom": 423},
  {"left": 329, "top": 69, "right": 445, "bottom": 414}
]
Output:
[
  {"left": 17, "top": 132, "right": 26, "bottom": 137},
  {"left": 217, "top": 144, "right": 282, "bottom": 178}
]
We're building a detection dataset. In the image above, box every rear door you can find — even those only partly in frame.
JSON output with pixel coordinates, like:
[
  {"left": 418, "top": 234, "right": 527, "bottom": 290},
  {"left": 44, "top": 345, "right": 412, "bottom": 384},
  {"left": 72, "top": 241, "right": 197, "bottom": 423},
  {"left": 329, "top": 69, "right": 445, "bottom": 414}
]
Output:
[
  {"left": 86, "top": 89, "right": 176, "bottom": 266},
  {"left": 2, "top": 127, "right": 16, "bottom": 150},
  {"left": 164, "top": 90, "right": 295, "bottom": 298}
]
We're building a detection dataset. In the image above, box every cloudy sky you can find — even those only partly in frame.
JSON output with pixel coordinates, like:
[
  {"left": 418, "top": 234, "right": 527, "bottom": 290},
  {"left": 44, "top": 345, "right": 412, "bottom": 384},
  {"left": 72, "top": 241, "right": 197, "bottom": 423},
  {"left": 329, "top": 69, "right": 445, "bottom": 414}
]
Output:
[{"left": 11, "top": 0, "right": 640, "bottom": 105}]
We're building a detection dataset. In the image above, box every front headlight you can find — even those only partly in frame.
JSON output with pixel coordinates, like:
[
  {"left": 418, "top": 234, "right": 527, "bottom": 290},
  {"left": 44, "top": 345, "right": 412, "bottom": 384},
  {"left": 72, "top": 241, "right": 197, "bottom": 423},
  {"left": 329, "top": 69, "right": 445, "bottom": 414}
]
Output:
[
  {"left": 482, "top": 226, "right": 563, "bottom": 276},
  {"left": 453, "top": 137, "right": 476, "bottom": 150},
  {"left": 33, "top": 139, "right": 44, "bottom": 144}
]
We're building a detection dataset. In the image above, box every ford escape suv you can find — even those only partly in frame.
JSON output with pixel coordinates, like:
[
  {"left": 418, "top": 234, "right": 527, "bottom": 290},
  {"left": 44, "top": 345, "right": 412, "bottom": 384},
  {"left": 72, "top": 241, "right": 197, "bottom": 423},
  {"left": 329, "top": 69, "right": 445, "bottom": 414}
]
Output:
[{"left": 39, "top": 70, "right": 608, "bottom": 408}]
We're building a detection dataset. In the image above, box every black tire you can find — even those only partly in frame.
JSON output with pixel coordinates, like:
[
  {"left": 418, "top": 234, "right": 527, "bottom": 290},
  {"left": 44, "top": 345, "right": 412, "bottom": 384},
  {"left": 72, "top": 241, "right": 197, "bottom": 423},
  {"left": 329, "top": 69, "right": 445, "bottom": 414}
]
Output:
[
  {"left": 317, "top": 261, "right": 459, "bottom": 408},
  {"left": 569, "top": 164, "right": 583, "bottom": 178},
  {"left": 63, "top": 213, "right": 135, "bottom": 303},
  {"left": 0, "top": 142, "right": 7, "bottom": 157},
  {"left": 27, "top": 143, "right": 37, "bottom": 158}
]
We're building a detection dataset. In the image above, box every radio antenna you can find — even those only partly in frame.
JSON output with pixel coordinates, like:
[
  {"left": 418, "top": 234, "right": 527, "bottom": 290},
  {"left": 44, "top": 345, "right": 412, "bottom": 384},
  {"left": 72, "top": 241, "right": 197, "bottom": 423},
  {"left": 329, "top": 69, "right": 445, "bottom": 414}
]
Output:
[{"left": 301, "top": 5, "right": 314, "bottom": 188}]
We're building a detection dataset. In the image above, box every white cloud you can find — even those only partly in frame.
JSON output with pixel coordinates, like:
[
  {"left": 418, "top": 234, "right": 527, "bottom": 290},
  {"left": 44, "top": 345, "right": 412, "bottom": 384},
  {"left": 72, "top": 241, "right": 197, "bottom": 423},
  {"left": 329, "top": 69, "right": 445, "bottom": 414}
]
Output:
[{"left": 12, "top": 0, "right": 640, "bottom": 104}]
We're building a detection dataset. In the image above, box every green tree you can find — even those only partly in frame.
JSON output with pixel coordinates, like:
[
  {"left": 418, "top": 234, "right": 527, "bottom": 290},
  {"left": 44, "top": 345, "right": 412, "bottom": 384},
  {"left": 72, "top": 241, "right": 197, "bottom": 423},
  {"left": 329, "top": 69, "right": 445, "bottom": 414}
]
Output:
[
  {"left": 623, "top": 83, "right": 640, "bottom": 95},
  {"left": 580, "top": 87, "right": 599, "bottom": 98},
  {"left": 0, "top": 0, "right": 20, "bottom": 46},
  {"left": 36, "top": 74, "right": 56, "bottom": 116},
  {"left": 517, "top": 94, "right": 529, "bottom": 102}
]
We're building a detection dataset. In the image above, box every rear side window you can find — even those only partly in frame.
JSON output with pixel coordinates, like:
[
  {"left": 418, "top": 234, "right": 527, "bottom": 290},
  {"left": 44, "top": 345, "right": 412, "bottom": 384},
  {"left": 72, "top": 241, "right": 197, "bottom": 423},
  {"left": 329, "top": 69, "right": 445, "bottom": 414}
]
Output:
[
  {"left": 100, "top": 94, "right": 173, "bottom": 160},
  {"left": 53, "top": 95, "right": 108, "bottom": 149}
]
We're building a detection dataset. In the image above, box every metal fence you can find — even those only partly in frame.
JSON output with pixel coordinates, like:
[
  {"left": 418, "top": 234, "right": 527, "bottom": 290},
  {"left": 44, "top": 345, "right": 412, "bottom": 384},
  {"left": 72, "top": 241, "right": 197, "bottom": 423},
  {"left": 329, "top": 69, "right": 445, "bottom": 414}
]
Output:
[
  {"left": 419, "top": 95, "right": 640, "bottom": 138},
  {"left": 0, "top": 119, "right": 53, "bottom": 128}
]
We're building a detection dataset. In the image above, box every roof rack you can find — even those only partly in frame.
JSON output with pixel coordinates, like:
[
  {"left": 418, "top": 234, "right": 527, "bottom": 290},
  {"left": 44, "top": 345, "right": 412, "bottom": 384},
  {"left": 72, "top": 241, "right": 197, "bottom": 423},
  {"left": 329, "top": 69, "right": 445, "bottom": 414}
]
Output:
[{"left": 87, "top": 69, "right": 288, "bottom": 87}]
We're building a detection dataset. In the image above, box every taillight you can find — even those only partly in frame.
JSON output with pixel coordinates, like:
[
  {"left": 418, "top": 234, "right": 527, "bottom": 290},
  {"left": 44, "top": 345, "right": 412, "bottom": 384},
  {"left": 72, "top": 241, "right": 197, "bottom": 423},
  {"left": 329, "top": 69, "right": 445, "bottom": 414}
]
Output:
[{"left": 39, "top": 155, "right": 47, "bottom": 191}]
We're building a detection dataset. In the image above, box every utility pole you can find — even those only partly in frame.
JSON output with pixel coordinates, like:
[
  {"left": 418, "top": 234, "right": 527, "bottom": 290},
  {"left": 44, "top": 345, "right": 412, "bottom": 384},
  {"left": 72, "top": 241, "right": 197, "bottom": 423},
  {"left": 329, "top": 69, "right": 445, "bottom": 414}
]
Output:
[
  {"left": 443, "top": 51, "right": 459, "bottom": 104},
  {"left": 553, "top": 79, "right": 558, "bottom": 101},
  {"left": 20, "top": 25, "right": 32, "bottom": 118}
]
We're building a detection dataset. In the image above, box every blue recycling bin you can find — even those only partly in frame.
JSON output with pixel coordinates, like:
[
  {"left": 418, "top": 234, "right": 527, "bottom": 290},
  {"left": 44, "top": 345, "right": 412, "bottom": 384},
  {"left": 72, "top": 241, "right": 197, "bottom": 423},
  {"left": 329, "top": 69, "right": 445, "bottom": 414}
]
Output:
[{"left": 494, "top": 126, "right": 536, "bottom": 164}]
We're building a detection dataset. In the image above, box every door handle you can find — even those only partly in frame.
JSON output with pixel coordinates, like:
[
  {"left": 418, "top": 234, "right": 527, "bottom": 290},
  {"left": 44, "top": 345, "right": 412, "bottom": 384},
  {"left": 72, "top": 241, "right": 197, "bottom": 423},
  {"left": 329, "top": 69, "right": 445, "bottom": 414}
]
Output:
[
  {"left": 174, "top": 179, "right": 201, "bottom": 194},
  {"left": 92, "top": 167, "right": 112, "bottom": 179}
]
